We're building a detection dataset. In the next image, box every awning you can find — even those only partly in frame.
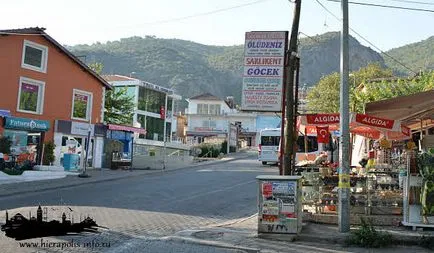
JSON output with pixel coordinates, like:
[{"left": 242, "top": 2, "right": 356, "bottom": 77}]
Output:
[
  {"left": 108, "top": 124, "right": 146, "bottom": 134},
  {"left": 298, "top": 113, "right": 410, "bottom": 140},
  {"left": 365, "top": 89, "right": 434, "bottom": 130}
]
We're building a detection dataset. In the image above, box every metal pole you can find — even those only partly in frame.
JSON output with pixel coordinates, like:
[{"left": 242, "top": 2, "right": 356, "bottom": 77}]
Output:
[
  {"left": 293, "top": 57, "right": 300, "bottom": 170},
  {"left": 279, "top": 32, "right": 289, "bottom": 175},
  {"left": 130, "top": 135, "right": 134, "bottom": 171},
  {"left": 227, "top": 121, "right": 230, "bottom": 154},
  {"left": 283, "top": 0, "right": 301, "bottom": 175},
  {"left": 338, "top": 0, "right": 350, "bottom": 233},
  {"left": 163, "top": 94, "right": 168, "bottom": 170}
]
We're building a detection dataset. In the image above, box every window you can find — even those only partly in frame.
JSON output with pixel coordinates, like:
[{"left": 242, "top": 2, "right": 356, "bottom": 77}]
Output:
[
  {"left": 138, "top": 87, "right": 166, "bottom": 113},
  {"left": 72, "top": 89, "right": 92, "bottom": 121},
  {"left": 197, "top": 104, "right": 208, "bottom": 114},
  {"left": 209, "top": 104, "right": 221, "bottom": 115},
  {"left": 296, "top": 136, "right": 319, "bottom": 153},
  {"left": 21, "top": 40, "right": 48, "bottom": 73},
  {"left": 261, "top": 136, "right": 280, "bottom": 146},
  {"left": 137, "top": 114, "right": 164, "bottom": 141},
  {"left": 17, "top": 77, "right": 45, "bottom": 114}
]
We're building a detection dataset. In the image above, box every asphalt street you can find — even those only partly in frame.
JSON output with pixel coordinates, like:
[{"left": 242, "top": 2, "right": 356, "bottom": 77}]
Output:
[{"left": 0, "top": 156, "right": 278, "bottom": 252}]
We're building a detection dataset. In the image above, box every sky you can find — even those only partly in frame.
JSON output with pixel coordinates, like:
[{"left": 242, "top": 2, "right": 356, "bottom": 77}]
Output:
[{"left": 2, "top": 0, "right": 434, "bottom": 51}]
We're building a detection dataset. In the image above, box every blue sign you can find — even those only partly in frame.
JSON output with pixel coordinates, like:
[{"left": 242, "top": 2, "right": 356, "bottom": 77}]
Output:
[
  {"left": 5, "top": 117, "right": 50, "bottom": 132},
  {"left": 0, "top": 109, "right": 10, "bottom": 117}
]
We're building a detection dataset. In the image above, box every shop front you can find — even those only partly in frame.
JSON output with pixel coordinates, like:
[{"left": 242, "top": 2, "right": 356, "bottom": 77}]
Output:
[
  {"left": 53, "top": 120, "right": 104, "bottom": 169},
  {"left": 2, "top": 116, "right": 50, "bottom": 165},
  {"left": 297, "top": 113, "right": 417, "bottom": 225},
  {"left": 104, "top": 124, "right": 146, "bottom": 170}
]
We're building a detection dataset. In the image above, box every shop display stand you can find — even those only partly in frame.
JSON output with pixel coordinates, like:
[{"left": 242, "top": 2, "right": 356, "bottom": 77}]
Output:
[{"left": 402, "top": 152, "right": 434, "bottom": 230}]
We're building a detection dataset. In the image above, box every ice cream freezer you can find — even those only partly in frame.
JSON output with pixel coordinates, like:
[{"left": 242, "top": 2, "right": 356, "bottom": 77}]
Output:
[{"left": 256, "top": 175, "right": 303, "bottom": 235}]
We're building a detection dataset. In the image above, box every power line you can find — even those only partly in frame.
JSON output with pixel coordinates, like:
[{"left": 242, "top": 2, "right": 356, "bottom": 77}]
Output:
[
  {"left": 389, "top": 0, "right": 434, "bottom": 6},
  {"left": 314, "top": 0, "right": 417, "bottom": 75},
  {"left": 349, "top": 29, "right": 417, "bottom": 75},
  {"left": 327, "top": 0, "right": 434, "bottom": 13},
  {"left": 299, "top": 31, "right": 322, "bottom": 43},
  {"left": 118, "top": 0, "right": 271, "bottom": 27}
]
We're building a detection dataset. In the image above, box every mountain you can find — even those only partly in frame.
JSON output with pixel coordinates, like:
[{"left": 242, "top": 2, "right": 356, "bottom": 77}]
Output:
[
  {"left": 383, "top": 36, "right": 434, "bottom": 75},
  {"left": 68, "top": 32, "right": 384, "bottom": 108},
  {"left": 298, "top": 32, "right": 385, "bottom": 85}
]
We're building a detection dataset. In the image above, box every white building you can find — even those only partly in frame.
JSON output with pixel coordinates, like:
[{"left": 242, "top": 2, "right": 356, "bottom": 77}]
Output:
[
  {"left": 103, "top": 75, "right": 181, "bottom": 145},
  {"left": 185, "top": 93, "right": 258, "bottom": 147}
]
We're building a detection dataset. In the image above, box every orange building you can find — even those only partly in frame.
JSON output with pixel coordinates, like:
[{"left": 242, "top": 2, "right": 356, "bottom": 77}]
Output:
[{"left": 0, "top": 27, "right": 111, "bottom": 168}]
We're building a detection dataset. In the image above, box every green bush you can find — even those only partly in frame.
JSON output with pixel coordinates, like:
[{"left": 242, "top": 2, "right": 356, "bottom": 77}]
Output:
[
  {"left": 43, "top": 141, "right": 56, "bottom": 165},
  {"left": 420, "top": 235, "right": 434, "bottom": 250},
  {"left": 221, "top": 141, "right": 228, "bottom": 154},
  {"left": 3, "top": 168, "right": 23, "bottom": 175},
  {"left": 0, "top": 136, "right": 11, "bottom": 154},
  {"left": 346, "top": 218, "right": 393, "bottom": 248},
  {"left": 197, "top": 144, "right": 220, "bottom": 158},
  {"left": 212, "top": 147, "right": 220, "bottom": 157}
]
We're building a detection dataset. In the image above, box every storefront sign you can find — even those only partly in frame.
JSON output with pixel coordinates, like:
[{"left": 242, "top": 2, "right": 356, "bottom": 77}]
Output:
[
  {"left": 5, "top": 117, "right": 49, "bottom": 132},
  {"left": 355, "top": 114, "right": 394, "bottom": 130},
  {"left": 306, "top": 114, "right": 340, "bottom": 125},
  {"left": 108, "top": 124, "right": 146, "bottom": 134},
  {"left": 241, "top": 31, "right": 288, "bottom": 112},
  {"left": 71, "top": 121, "right": 94, "bottom": 136}
]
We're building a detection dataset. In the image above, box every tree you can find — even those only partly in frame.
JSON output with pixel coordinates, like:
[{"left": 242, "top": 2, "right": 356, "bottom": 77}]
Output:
[
  {"left": 88, "top": 62, "right": 135, "bottom": 125},
  {"left": 305, "top": 63, "right": 434, "bottom": 113},
  {"left": 88, "top": 62, "right": 104, "bottom": 74},
  {"left": 104, "top": 87, "right": 135, "bottom": 125},
  {"left": 43, "top": 141, "right": 56, "bottom": 165}
]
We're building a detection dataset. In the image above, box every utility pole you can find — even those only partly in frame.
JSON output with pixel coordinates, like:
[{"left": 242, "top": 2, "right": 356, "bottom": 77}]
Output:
[
  {"left": 283, "top": 0, "right": 301, "bottom": 175},
  {"left": 338, "top": 0, "right": 350, "bottom": 233}
]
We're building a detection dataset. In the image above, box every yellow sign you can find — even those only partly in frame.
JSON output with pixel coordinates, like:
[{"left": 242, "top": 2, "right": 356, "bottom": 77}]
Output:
[{"left": 339, "top": 174, "right": 350, "bottom": 188}]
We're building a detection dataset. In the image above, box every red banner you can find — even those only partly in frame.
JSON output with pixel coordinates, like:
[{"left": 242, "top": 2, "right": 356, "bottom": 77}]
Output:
[
  {"left": 401, "top": 125, "right": 411, "bottom": 136},
  {"left": 316, "top": 126, "right": 330, "bottom": 143},
  {"left": 355, "top": 114, "right": 394, "bottom": 130},
  {"left": 306, "top": 114, "right": 340, "bottom": 125},
  {"left": 160, "top": 106, "right": 165, "bottom": 119}
]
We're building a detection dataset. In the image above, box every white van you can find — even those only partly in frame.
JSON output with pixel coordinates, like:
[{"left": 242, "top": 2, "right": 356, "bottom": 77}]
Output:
[
  {"left": 258, "top": 128, "right": 281, "bottom": 165},
  {"left": 259, "top": 128, "right": 320, "bottom": 165}
]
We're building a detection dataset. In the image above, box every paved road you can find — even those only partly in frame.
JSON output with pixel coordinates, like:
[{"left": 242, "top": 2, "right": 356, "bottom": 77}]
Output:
[{"left": 0, "top": 156, "right": 277, "bottom": 252}]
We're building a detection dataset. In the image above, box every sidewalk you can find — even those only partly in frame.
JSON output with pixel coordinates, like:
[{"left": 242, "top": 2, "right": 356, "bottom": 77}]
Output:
[
  {"left": 0, "top": 150, "right": 256, "bottom": 197},
  {"left": 174, "top": 214, "right": 434, "bottom": 253}
]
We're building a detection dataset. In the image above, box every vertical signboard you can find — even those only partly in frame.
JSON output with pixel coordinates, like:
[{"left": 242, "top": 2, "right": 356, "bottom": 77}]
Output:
[{"left": 241, "top": 31, "right": 288, "bottom": 112}]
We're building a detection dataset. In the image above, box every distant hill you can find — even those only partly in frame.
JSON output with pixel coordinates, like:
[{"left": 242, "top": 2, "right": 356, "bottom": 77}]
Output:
[
  {"left": 383, "top": 36, "right": 434, "bottom": 75},
  {"left": 298, "top": 32, "right": 385, "bottom": 85},
  {"left": 68, "top": 32, "right": 386, "bottom": 109}
]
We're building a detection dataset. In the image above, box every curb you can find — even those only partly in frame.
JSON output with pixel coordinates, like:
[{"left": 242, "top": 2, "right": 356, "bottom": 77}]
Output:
[
  {"left": 163, "top": 235, "right": 260, "bottom": 253},
  {"left": 197, "top": 215, "right": 434, "bottom": 249},
  {"left": 0, "top": 153, "right": 255, "bottom": 198}
]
